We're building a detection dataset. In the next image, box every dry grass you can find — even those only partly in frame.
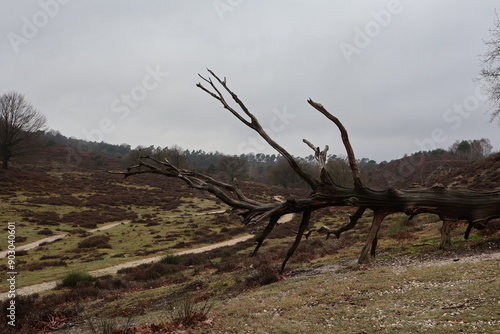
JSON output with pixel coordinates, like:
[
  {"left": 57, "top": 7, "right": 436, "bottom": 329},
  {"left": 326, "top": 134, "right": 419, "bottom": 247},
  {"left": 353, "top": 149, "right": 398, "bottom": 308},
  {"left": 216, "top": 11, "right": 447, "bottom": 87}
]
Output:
[
  {"left": 2, "top": 166, "right": 499, "bottom": 333},
  {"left": 208, "top": 256, "right": 499, "bottom": 333}
]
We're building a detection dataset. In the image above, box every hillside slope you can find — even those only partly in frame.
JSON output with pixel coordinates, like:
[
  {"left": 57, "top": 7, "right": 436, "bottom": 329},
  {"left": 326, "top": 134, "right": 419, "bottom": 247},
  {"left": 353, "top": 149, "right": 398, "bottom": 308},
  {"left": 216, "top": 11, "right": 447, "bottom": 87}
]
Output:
[
  {"left": 1, "top": 141, "right": 499, "bottom": 333},
  {"left": 366, "top": 152, "right": 500, "bottom": 190}
]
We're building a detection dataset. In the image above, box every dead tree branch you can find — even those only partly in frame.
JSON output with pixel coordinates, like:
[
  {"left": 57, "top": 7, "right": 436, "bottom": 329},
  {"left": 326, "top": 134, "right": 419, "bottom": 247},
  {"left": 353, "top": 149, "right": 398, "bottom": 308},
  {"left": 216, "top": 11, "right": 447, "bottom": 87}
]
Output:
[
  {"left": 111, "top": 69, "right": 500, "bottom": 271},
  {"left": 307, "top": 99, "right": 363, "bottom": 189},
  {"left": 197, "top": 69, "right": 319, "bottom": 190}
]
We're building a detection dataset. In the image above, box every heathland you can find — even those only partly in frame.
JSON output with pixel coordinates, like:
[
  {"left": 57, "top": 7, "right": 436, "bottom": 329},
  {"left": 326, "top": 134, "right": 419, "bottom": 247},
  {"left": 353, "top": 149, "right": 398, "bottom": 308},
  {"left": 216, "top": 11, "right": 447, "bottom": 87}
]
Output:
[{"left": 0, "top": 137, "right": 499, "bottom": 333}]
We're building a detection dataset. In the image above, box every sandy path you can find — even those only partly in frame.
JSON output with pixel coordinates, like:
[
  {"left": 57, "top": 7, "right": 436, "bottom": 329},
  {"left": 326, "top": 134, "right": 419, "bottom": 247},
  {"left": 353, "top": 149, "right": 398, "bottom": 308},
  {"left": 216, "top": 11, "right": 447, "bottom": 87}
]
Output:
[
  {"left": 89, "top": 234, "right": 253, "bottom": 277},
  {"left": 0, "top": 234, "right": 68, "bottom": 258},
  {"left": 0, "top": 221, "right": 132, "bottom": 259},
  {"left": 0, "top": 210, "right": 225, "bottom": 259},
  {"left": 0, "top": 208, "right": 287, "bottom": 298},
  {"left": 0, "top": 234, "right": 254, "bottom": 299},
  {"left": 163, "top": 210, "right": 227, "bottom": 218},
  {"left": 88, "top": 221, "right": 130, "bottom": 233}
]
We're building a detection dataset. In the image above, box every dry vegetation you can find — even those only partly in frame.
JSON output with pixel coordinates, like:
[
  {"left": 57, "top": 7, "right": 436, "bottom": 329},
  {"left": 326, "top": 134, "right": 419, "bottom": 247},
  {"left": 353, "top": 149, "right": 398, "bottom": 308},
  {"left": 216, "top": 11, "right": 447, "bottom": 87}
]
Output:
[{"left": 0, "top": 144, "right": 499, "bottom": 333}]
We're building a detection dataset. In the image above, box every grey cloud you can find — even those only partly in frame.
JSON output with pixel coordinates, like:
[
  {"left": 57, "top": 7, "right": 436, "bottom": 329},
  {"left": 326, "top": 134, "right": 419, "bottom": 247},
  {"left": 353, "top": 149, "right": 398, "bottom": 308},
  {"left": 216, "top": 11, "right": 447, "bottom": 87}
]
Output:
[{"left": 1, "top": 0, "right": 499, "bottom": 162}]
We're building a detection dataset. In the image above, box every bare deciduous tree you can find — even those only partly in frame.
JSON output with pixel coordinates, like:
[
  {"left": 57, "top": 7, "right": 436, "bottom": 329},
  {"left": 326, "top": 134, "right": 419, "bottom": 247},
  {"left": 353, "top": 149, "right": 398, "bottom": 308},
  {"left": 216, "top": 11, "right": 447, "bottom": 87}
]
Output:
[
  {"left": 0, "top": 91, "right": 47, "bottom": 169},
  {"left": 111, "top": 70, "right": 500, "bottom": 272},
  {"left": 269, "top": 157, "right": 308, "bottom": 189},
  {"left": 217, "top": 155, "right": 247, "bottom": 181},
  {"left": 165, "top": 145, "right": 186, "bottom": 168},
  {"left": 478, "top": 11, "right": 500, "bottom": 124}
]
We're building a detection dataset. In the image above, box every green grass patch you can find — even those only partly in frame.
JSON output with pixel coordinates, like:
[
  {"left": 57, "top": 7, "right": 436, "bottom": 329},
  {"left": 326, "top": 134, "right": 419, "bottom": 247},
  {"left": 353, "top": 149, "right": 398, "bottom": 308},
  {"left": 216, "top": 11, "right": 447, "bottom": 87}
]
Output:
[{"left": 58, "top": 271, "right": 96, "bottom": 288}]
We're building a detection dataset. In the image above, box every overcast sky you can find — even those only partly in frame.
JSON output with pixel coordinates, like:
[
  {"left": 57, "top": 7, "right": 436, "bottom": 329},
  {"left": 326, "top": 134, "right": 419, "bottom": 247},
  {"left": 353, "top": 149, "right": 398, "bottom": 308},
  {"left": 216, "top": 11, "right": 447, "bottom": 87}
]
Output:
[{"left": 1, "top": 1, "right": 499, "bottom": 162}]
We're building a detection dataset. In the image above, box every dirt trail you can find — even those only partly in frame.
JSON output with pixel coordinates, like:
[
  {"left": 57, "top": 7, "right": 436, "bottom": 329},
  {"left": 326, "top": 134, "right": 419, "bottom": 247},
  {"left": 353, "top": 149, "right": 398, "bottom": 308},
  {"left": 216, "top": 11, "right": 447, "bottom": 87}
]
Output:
[
  {"left": 1, "top": 208, "right": 292, "bottom": 299},
  {"left": 0, "top": 210, "right": 226, "bottom": 259},
  {"left": 88, "top": 221, "right": 130, "bottom": 233},
  {"left": 0, "top": 234, "right": 68, "bottom": 258},
  {"left": 165, "top": 210, "right": 227, "bottom": 218},
  {"left": 89, "top": 234, "right": 254, "bottom": 277},
  {"left": 0, "top": 234, "right": 254, "bottom": 299},
  {"left": 0, "top": 221, "right": 132, "bottom": 259}
]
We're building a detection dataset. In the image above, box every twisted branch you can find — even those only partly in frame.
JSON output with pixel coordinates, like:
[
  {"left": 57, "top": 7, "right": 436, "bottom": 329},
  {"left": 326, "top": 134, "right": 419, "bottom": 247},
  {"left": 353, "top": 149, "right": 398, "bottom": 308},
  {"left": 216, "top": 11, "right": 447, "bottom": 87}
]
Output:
[
  {"left": 197, "top": 69, "right": 319, "bottom": 190},
  {"left": 307, "top": 99, "right": 363, "bottom": 188},
  {"left": 111, "top": 69, "right": 500, "bottom": 271}
]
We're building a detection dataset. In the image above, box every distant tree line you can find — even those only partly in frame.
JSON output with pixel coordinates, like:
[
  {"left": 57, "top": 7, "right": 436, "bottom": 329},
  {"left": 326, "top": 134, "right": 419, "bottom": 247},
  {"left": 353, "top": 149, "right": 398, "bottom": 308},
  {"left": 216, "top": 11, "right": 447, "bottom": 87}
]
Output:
[
  {"left": 43, "top": 129, "right": 495, "bottom": 188},
  {"left": 44, "top": 130, "right": 131, "bottom": 159},
  {"left": 410, "top": 139, "right": 493, "bottom": 161},
  {"left": 448, "top": 139, "right": 493, "bottom": 160}
]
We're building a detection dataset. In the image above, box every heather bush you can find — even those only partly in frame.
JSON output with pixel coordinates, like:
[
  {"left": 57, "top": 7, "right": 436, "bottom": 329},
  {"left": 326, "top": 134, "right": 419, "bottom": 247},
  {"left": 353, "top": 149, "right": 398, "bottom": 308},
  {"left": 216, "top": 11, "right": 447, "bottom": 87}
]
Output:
[
  {"left": 77, "top": 235, "right": 112, "bottom": 249},
  {"left": 58, "top": 271, "right": 96, "bottom": 288}
]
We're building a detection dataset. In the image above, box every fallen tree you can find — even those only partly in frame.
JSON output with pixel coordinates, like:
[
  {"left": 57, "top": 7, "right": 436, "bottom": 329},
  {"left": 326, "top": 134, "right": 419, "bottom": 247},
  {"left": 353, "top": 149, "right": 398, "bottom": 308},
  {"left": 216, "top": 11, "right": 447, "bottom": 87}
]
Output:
[{"left": 111, "top": 69, "right": 500, "bottom": 272}]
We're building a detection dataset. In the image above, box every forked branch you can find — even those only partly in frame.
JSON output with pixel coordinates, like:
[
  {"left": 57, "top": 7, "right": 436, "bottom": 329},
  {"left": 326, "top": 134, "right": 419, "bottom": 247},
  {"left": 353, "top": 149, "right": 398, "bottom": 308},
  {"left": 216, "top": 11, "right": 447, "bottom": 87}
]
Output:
[
  {"left": 109, "top": 155, "right": 267, "bottom": 211},
  {"left": 197, "top": 69, "right": 319, "bottom": 190},
  {"left": 307, "top": 99, "right": 363, "bottom": 188}
]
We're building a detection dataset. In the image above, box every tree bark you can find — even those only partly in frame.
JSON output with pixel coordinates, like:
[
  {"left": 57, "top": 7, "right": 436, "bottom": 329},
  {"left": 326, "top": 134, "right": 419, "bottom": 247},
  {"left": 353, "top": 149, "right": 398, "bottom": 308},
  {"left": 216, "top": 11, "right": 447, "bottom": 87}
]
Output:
[{"left": 110, "top": 69, "right": 500, "bottom": 271}]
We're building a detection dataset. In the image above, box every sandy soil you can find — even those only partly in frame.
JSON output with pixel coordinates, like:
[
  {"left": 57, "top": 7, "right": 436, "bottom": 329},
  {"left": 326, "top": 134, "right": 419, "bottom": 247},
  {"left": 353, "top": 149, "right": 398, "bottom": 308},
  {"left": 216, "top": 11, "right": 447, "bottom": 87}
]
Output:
[
  {"left": 273, "top": 196, "right": 294, "bottom": 224},
  {"left": 88, "top": 221, "right": 130, "bottom": 233},
  {"left": 0, "top": 234, "right": 254, "bottom": 299},
  {"left": 0, "top": 221, "right": 133, "bottom": 259},
  {"left": 0, "top": 234, "right": 68, "bottom": 258}
]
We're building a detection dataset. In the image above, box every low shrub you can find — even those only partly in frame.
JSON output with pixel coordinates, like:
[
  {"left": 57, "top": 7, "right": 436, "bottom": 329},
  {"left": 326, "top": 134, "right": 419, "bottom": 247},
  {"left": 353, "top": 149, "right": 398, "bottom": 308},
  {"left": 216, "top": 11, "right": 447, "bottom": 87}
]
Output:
[
  {"left": 58, "top": 271, "right": 96, "bottom": 288},
  {"left": 122, "top": 262, "right": 179, "bottom": 281},
  {"left": 292, "top": 237, "right": 347, "bottom": 263},
  {"left": 22, "top": 260, "right": 67, "bottom": 271},
  {"left": 216, "top": 255, "right": 242, "bottom": 273},
  {"left": 0, "top": 295, "right": 41, "bottom": 333},
  {"left": 62, "top": 209, "right": 137, "bottom": 228},
  {"left": 94, "top": 277, "right": 127, "bottom": 290},
  {"left": 77, "top": 235, "right": 112, "bottom": 249},
  {"left": 160, "top": 254, "right": 181, "bottom": 265},
  {"left": 172, "top": 241, "right": 191, "bottom": 248},
  {"left": 15, "top": 236, "right": 28, "bottom": 243},
  {"left": 179, "top": 253, "right": 210, "bottom": 267},
  {"left": 63, "top": 285, "right": 102, "bottom": 302},
  {"left": 16, "top": 250, "right": 28, "bottom": 256},
  {"left": 37, "top": 228, "right": 54, "bottom": 235},
  {"left": 27, "top": 195, "right": 82, "bottom": 206},
  {"left": 478, "top": 219, "right": 500, "bottom": 237},
  {"left": 22, "top": 210, "right": 61, "bottom": 226},
  {"left": 243, "top": 262, "right": 281, "bottom": 289}
]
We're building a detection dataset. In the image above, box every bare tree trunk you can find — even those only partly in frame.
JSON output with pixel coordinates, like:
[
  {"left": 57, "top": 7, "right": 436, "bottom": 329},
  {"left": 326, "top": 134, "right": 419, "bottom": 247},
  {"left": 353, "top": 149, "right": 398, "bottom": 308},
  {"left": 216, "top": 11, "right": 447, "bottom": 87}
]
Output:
[{"left": 439, "top": 218, "right": 457, "bottom": 250}]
